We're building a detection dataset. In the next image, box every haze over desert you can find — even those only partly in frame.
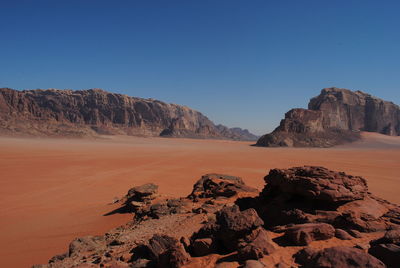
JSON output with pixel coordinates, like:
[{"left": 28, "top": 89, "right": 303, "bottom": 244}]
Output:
[{"left": 1, "top": 132, "right": 400, "bottom": 267}]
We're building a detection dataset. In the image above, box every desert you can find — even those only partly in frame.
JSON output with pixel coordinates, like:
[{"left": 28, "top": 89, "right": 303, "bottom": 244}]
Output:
[
  {"left": 2, "top": 2, "right": 400, "bottom": 267},
  {"left": 1, "top": 132, "right": 400, "bottom": 267}
]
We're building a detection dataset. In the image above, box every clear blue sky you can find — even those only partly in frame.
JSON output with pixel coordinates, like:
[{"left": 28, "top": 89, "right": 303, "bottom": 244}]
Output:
[{"left": 1, "top": 1, "right": 399, "bottom": 135}]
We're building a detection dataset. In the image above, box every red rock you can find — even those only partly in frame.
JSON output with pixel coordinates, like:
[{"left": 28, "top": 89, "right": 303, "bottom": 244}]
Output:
[
  {"left": 263, "top": 166, "right": 368, "bottom": 203},
  {"left": 189, "top": 174, "right": 258, "bottom": 199},
  {"left": 237, "top": 227, "right": 277, "bottom": 260},
  {"left": 305, "top": 246, "right": 386, "bottom": 268},
  {"left": 335, "top": 229, "right": 353, "bottom": 240},
  {"left": 283, "top": 223, "right": 335, "bottom": 246}
]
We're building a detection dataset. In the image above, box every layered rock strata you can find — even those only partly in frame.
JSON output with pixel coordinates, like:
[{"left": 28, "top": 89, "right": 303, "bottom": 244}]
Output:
[
  {"left": 257, "top": 88, "right": 400, "bottom": 147},
  {"left": 0, "top": 88, "right": 257, "bottom": 140}
]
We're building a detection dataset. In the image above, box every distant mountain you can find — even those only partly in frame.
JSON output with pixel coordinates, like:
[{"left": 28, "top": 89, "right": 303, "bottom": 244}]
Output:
[
  {"left": 216, "top": 125, "right": 259, "bottom": 141},
  {"left": 0, "top": 88, "right": 257, "bottom": 140},
  {"left": 256, "top": 88, "right": 400, "bottom": 147}
]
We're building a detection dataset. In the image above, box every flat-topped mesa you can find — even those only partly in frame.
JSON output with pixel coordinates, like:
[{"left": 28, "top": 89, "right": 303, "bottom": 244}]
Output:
[
  {"left": 0, "top": 88, "right": 257, "bottom": 140},
  {"left": 256, "top": 87, "right": 400, "bottom": 147}
]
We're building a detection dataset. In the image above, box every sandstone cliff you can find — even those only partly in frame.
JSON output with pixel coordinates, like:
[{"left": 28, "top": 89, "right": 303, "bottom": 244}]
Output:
[
  {"left": 257, "top": 88, "right": 400, "bottom": 147},
  {"left": 0, "top": 88, "right": 256, "bottom": 140}
]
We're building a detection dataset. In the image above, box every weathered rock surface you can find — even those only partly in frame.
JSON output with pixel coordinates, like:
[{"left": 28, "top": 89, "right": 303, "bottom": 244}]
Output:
[
  {"left": 189, "top": 174, "right": 258, "bottom": 200},
  {"left": 282, "top": 223, "right": 335, "bottom": 246},
  {"left": 263, "top": 166, "right": 368, "bottom": 203},
  {"left": 36, "top": 167, "right": 400, "bottom": 268},
  {"left": 131, "top": 235, "right": 190, "bottom": 268},
  {"left": 369, "top": 230, "right": 400, "bottom": 268},
  {"left": 237, "top": 227, "right": 277, "bottom": 260},
  {"left": 0, "top": 88, "right": 256, "bottom": 140},
  {"left": 297, "top": 246, "right": 386, "bottom": 268},
  {"left": 257, "top": 88, "right": 400, "bottom": 147}
]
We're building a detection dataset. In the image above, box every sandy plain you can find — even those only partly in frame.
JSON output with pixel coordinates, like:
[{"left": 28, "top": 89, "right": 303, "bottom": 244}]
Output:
[{"left": 1, "top": 132, "right": 400, "bottom": 267}]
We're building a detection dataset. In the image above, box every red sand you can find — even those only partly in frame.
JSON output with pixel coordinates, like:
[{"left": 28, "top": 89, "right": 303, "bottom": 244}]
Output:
[{"left": 1, "top": 132, "right": 400, "bottom": 267}]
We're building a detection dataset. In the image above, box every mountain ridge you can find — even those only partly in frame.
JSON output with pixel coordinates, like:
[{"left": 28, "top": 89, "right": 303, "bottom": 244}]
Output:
[{"left": 0, "top": 88, "right": 257, "bottom": 141}]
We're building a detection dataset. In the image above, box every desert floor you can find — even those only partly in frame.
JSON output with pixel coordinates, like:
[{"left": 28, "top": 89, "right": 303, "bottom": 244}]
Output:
[{"left": 1, "top": 132, "right": 400, "bottom": 267}]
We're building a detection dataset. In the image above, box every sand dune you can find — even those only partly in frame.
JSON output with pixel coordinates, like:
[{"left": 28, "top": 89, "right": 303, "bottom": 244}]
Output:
[{"left": 0, "top": 132, "right": 400, "bottom": 267}]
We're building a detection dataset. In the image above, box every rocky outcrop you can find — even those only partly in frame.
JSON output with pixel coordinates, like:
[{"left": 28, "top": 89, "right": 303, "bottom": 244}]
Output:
[
  {"left": 257, "top": 88, "right": 400, "bottom": 147},
  {"left": 369, "top": 230, "right": 400, "bottom": 268},
  {"left": 296, "top": 246, "right": 386, "bottom": 268},
  {"left": 0, "top": 88, "right": 256, "bottom": 140},
  {"left": 35, "top": 167, "right": 400, "bottom": 267},
  {"left": 188, "top": 174, "right": 258, "bottom": 200}
]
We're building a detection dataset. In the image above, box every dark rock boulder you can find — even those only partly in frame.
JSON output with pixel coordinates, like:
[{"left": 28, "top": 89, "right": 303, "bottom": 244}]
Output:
[
  {"left": 237, "top": 227, "right": 277, "bottom": 260},
  {"left": 216, "top": 205, "right": 264, "bottom": 251},
  {"left": 369, "top": 230, "right": 400, "bottom": 267},
  {"left": 189, "top": 174, "right": 258, "bottom": 200},
  {"left": 263, "top": 166, "right": 368, "bottom": 203},
  {"left": 282, "top": 223, "right": 335, "bottom": 246},
  {"left": 127, "top": 183, "right": 159, "bottom": 202},
  {"left": 191, "top": 238, "right": 215, "bottom": 257},
  {"left": 371, "top": 229, "right": 400, "bottom": 245},
  {"left": 131, "top": 235, "right": 189, "bottom": 268},
  {"left": 369, "top": 243, "right": 400, "bottom": 268},
  {"left": 298, "top": 246, "right": 385, "bottom": 268}
]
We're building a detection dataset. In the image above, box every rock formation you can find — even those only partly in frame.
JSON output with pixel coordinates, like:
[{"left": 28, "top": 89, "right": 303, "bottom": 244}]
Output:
[
  {"left": 257, "top": 88, "right": 400, "bottom": 147},
  {"left": 34, "top": 166, "right": 400, "bottom": 267},
  {"left": 0, "top": 88, "right": 256, "bottom": 140}
]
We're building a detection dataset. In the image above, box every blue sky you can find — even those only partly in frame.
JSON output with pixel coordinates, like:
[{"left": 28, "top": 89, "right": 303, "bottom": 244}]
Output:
[{"left": 1, "top": 1, "right": 399, "bottom": 135}]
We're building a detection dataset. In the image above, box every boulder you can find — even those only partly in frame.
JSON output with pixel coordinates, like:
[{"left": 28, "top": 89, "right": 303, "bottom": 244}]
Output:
[
  {"left": 191, "top": 238, "right": 215, "bottom": 257},
  {"left": 263, "top": 166, "right": 368, "bottom": 203},
  {"left": 371, "top": 229, "right": 400, "bottom": 245},
  {"left": 301, "top": 246, "right": 386, "bottom": 268},
  {"left": 335, "top": 229, "right": 353, "bottom": 240},
  {"left": 127, "top": 183, "right": 158, "bottom": 202},
  {"left": 132, "top": 235, "right": 189, "bottom": 268},
  {"left": 237, "top": 227, "right": 277, "bottom": 260},
  {"left": 215, "top": 205, "right": 264, "bottom": 251},
  {"left": 216, "top": 205, "right": 264, "bottom": 234},
  {"left": 189, "top": 174, "right": 258, "bottom": 199},
  {"left": 369, "top": 243, "right": 400, "bottom": 268},
  {"left": 243, "top": 260, "right": 266, "bottom": 268},
  {"left": 282, "top": 223, "right": 335, "bottom": 246}
]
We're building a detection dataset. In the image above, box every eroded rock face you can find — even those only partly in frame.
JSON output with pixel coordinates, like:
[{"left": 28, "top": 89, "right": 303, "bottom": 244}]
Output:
[
  {"left": 257, "top": 88, "right": 400, "bottom": 147},
  {"left": 0, "top": 88, "right": 256, "bottom": 140}
]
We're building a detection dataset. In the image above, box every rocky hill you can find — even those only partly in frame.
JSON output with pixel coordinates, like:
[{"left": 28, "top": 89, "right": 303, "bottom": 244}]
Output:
[
  {"left": 0, "top": 88, "right": 256, "bottom": 140},
  {"left": 256, "top": 88, "right": 400, "bottom": 147},
  {"left": 34, "top": 166, "right": 400, "bottom": 267}
]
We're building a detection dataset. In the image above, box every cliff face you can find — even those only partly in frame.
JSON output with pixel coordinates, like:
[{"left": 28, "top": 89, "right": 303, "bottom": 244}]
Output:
[
  {"left": 257, "top": 88, "right": 400, "bottom": 147},
  {"left": 0, "top": 88, "right": 255, "bottom": 140}
]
